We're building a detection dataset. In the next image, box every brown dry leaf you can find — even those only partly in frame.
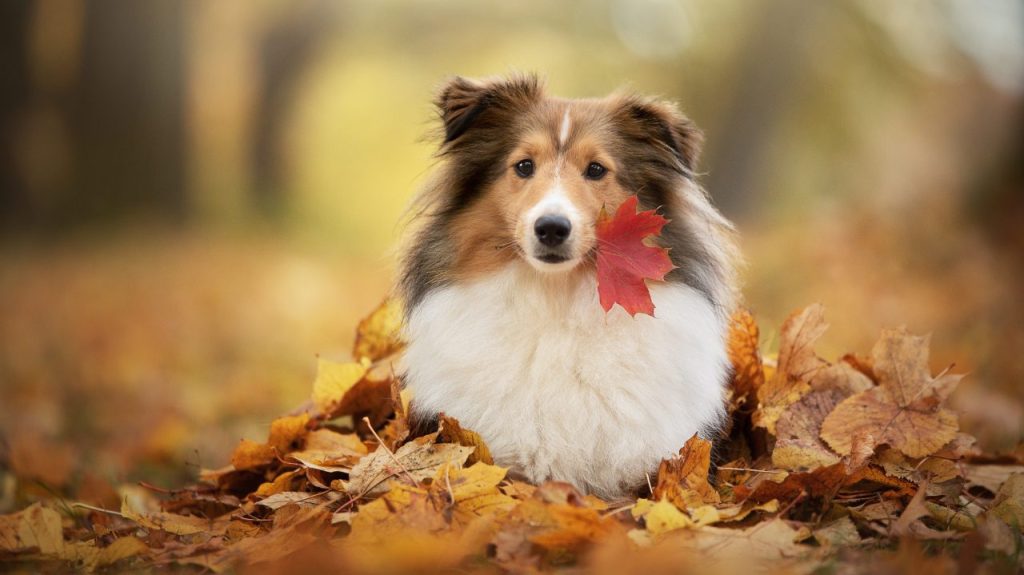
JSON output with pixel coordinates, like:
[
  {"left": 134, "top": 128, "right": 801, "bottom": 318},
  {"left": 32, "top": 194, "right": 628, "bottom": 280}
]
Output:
[
  {"left": 965, "top": 464, "right": 1024, "bottom": 494},
  {"left": 286, "top": 428, "right": 368, "bottom": 472},
  {"left": 737, "top": 462, "right": 848, "bottom": 506},
  {"left": 311, "top": 357, "right": 371, "bottom": 416},
  {"left": 772, "top": 388, "right": 846, "bottom": 470},
  {"left": 813, "top": 516, "right": 861, "bottom": 548},
  {"left": 753, "top": 304, "right": 828, "bottom": 434},
  {"left": 528, "top": 502, "right": 620, "bottom": 551},
  {"left": 121, "top": 499, "right": 226, "bottom": 536},
  {"left": 821, "top": 328, "right": 962, "bottom": 459},
  {"left": 345, "top": 432, "right": 475, "bottom": 497},
  {"left": 96, "top": 536, "right": 149, "bottom": 568},
  {"left": 0, "top": 502, "right": 66, "bottom": 555},
  {"left": 988, "top": 473, "right": 1024, "bottom": 531},
  {"left": 0, "top": 503, "right": 105, "bottom": 569},
  {"left": 254, "top": 469, "right": 301, "bottom": 498},
  {"left": 353, "top": 297, "right": 405, "bottom": 362},
  {"left": 438, "top": 414, "right": 494, "bottom": 465},
  {"left": 727, "top": 307, "right": 765, "bottom": 409},
  {"left": 202, "top": 504, "right": 332, "bottom": 572},
  {"left": 653, "top": 435, "right": 721, "bottom": 509},
  {"left": 666, "top": 518, "right": 810, "bottom": 561},
  {"left": 257, "top": 491, "right": 340, "bottom": 510}
]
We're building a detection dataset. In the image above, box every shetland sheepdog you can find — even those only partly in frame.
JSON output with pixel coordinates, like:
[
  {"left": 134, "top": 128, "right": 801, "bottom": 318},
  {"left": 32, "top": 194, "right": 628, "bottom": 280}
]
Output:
[{"left": 398, "top": 74, "right": 739, "bottom": 499}]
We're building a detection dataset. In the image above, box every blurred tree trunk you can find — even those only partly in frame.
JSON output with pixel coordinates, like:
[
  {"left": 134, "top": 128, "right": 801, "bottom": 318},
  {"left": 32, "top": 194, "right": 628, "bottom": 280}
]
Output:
[
  {"left": 0, "top": 2, "right": 33, "bottom": 228},
  {"left": 250, "top": 1, "right": 337, "bottom": 218},
  {"left": 702, "top": 0, "right": 827, "bottom": 216},
  {"left": 66, "top": 0, "right": 187, "bottom": 226}
]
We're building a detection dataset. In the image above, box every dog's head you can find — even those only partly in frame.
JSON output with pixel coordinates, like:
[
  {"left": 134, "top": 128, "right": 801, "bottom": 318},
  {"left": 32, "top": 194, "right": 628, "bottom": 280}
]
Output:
[{"left": 402, "top": 74, "right": 735, "bottom": 314}]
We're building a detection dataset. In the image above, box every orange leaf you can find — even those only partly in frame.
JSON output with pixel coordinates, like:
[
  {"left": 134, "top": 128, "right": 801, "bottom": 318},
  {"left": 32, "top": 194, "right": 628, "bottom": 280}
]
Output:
[
  {"left": 653, "top": 435, "right": 721, "bottom": 509},
  {"left": 595, "top": 195, "right": 675, "bottom": 317}
]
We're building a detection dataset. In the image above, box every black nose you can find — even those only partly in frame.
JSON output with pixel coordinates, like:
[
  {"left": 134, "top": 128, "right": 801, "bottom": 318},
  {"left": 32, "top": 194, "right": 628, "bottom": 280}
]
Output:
[{"left": 534, "top": 215, "right": 572, "bottom": 247}]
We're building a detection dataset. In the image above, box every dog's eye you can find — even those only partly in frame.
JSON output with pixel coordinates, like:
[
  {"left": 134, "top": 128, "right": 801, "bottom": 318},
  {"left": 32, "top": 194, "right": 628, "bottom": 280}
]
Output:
[
  {"left": 514, "top": 159, "right": 535, "bottom": 178},
  {"left": 585, "top": 162, "right": 607, "bottom": 180}
]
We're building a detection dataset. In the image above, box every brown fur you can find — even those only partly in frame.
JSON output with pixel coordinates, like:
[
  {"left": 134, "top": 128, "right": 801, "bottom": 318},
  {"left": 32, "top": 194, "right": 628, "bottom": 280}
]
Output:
[{"left": 400, "top": 74, "right": 739, "bottom": 317}]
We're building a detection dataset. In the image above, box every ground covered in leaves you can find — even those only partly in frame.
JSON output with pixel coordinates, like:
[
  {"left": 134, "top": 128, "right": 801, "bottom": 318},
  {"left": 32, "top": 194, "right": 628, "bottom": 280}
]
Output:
[{"left": 2, "top": 300, "right": 1023, "bottom": 574}]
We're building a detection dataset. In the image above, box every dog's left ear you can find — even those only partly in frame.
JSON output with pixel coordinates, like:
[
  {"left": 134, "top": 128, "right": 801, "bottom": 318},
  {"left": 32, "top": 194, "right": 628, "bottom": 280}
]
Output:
[{"left": 617, "top": 96, "right": 703, "bottom": 174}]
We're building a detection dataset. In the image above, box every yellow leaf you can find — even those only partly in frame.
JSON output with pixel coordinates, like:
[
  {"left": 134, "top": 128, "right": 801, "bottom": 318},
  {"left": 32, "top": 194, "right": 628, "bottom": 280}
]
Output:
[
  {"left": 632, "top": 498, "right": 693, "bottom": 535},
  {"left": 353, "top": 298, "right": 405, "bottom": 362},
  {"left": 312, "top": 357, "right": 371, "bottom": 415},
  {"left": 255, "top": 469, "right": 301, "bottom": 497},
  {"left": 230, "top": 439, "right": 275, "bottom": 471},
  {"left": 434, "top": 462, "right": 516, "bottom": 521},
  {"left": 266, "top": 413, "right": 311, "bottom": 453},
  {"left": 438, "top": 415, "right": 494, "bottom": 465}
]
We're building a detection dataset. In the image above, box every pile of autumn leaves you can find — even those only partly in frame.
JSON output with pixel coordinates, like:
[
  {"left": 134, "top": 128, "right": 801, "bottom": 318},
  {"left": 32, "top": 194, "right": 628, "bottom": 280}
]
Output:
[{"left": 3, "top": 302, "right": 1024, "bottom": 573}]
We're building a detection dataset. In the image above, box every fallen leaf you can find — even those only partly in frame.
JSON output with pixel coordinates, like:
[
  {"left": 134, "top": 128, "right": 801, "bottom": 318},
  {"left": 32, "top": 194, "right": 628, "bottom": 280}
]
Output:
[
  {"left": 632, "top": 498, "right": 694, "bottom": 535},
  {"left": 353, "top": 298, "right": 405, "bottom": 362},
  {"left": 438, "top": 414, "right": 494, "bottom": 465},
  {"left": 821, "top": 329, "right": 962, "bottom": 458},
  {"left": 257, "top": 491, "right": 340, "bottom": 510},
  {"left": 431, "top": 462, "right": 516, "bottom": 522},
  {"left": 753, "top": 304, "right": 829, "bottom": 434},
  {"left": 311, "top": 357, "right": 371, "bottom": 416},
  {"left": 287, "top": 428, "right": 368, "bottom": 472},
  {"left": 121, "top": 499, "right": 225, "bottom": 536},
  {"left": 813, "top": 516, "right": 861, "bottom": 548},
  {"left": 345, "top": 432, "right": 474, "bottom": 497},
  {"left": 726, "top": 307, "right": 766, "bottom": 409},
  {"left": 96, "top": 536, "right": 149, "bottom": 568},
  {"left": 594, "top": 195, "right": 675, "bottom": 317},
  {"left": 771, "top": 360, "right": 874, "bottom": 472},
  {"left": 653, "top": 435, "right": 721, "bottom": 509},
  {"left": 666, "top": 518, "right": 810, "bottom": 561},
  {"left": 988, "top": 473, "right": 1024, "bottom": 531}
]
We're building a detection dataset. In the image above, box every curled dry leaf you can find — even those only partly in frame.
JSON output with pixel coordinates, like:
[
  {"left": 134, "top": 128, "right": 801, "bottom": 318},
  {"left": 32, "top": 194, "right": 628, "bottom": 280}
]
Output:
[
  {"left": 753, "top": 304, "right": 829, "bottom": 434},
  {"left": 727, "top": 307, "right": 766, "bottom": 409},
  {"left": 438, "top": 414, "right": 494, "bottom": 466},
  {"left": 653, "top": 435, "right": 721, "bottom": 510},
  {"left": 594, "top": 195, "right": 675, "bottom": 317},
  {"left": 820, "top": 329, "right": 962, "bottom": 459}
]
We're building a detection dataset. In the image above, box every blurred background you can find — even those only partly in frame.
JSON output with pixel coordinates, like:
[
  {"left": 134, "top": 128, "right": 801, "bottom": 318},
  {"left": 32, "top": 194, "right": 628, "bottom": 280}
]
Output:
[{"left": 1, "top": 0, "right": 1022, "bottom": 506}]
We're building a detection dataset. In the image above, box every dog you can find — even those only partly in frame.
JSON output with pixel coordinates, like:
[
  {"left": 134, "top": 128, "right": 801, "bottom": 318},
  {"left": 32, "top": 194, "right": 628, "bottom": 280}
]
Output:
[{"left": 397, "top": 74, "right": 739, "bottom": 499}]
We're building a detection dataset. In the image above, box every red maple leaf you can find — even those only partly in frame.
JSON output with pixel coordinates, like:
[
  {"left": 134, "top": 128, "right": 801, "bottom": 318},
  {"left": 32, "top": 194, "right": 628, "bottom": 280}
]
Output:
[{"left": 595, "top": 195, "right": 675, "bottom": 317}]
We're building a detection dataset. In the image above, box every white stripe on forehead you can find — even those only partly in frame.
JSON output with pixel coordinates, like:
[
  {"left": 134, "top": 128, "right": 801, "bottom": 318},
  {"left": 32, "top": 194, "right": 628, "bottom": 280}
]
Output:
[{"left": 558, "top": 109, "right": 571, "bottom": 148}]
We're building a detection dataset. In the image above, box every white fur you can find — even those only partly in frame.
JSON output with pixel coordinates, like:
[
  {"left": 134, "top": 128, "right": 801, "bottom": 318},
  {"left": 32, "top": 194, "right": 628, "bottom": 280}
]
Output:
[{"left": 403, "top": 262, "right": 730, "bottom": 499}]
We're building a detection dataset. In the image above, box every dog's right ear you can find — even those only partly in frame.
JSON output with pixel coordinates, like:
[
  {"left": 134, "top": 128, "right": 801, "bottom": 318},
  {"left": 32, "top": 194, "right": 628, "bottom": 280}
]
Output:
[{"left": 435, "top": 74, "right": 542, "bottom": 144}]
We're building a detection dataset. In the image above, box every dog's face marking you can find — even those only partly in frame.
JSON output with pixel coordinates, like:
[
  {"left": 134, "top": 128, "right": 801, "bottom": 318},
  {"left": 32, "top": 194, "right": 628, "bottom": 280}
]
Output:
[
  {"left": 492, "top": 104, "right": 634, "bottom": 273},
  {"left": 401, "top": 74, "right": 737, "bottom": 316}
]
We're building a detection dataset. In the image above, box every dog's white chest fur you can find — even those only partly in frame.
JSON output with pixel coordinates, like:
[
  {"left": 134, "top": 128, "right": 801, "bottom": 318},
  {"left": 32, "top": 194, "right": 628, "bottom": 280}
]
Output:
[{"left": 403, "top": 263, "right": 729, "bottom": 498}]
